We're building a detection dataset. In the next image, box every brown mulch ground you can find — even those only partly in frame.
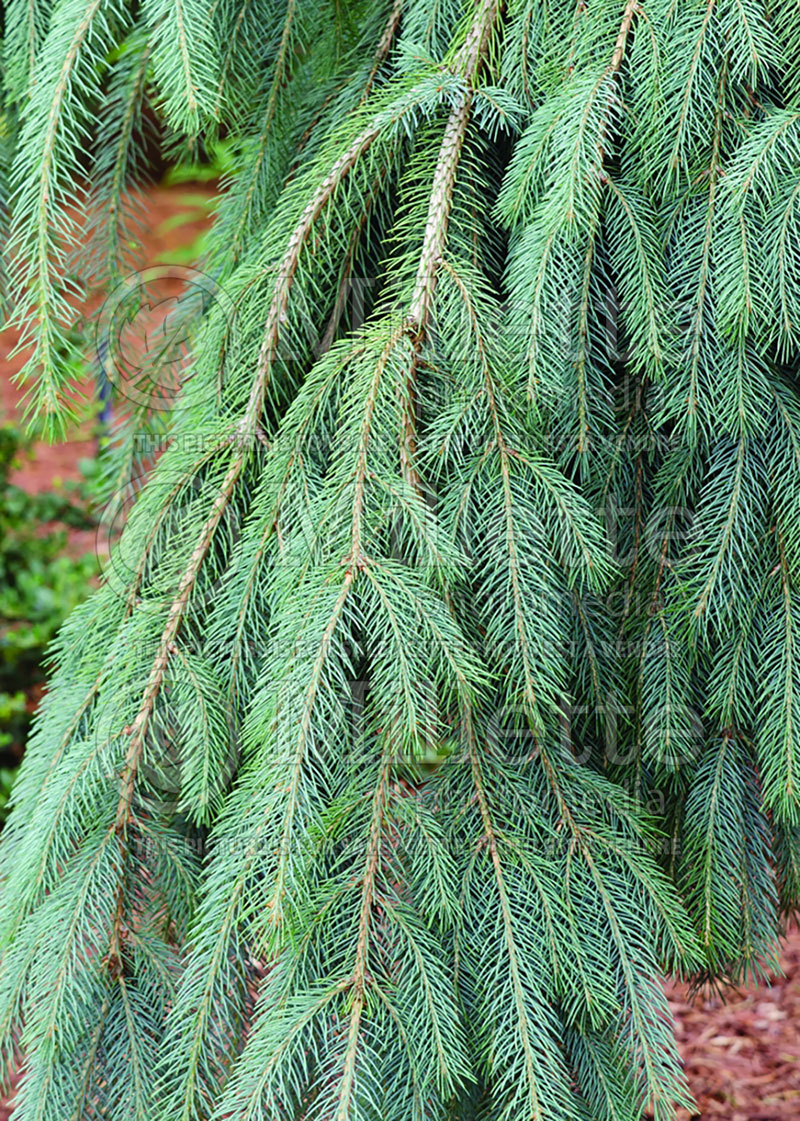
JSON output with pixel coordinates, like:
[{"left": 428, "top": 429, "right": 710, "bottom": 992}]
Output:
[
  {"left": 1, "top": 182, "right": 799, "bottom": 1119},
  {"left": 664, "top": 927, "right": 800, "bottom": 1120}
]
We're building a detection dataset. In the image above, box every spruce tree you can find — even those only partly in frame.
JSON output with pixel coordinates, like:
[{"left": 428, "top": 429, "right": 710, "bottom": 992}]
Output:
[{"left": 1, "top": 0, "right": 799, "bottom": 1118}]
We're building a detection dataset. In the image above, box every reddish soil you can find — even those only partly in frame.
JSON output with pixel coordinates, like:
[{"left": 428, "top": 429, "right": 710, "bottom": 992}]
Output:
[
  {"left": 0, "top": 184, "right": 216, "bottom": 492},
  {"left": 1, "top": 183, "right": 799, "bottom": 1120},
  {"left": 2, "top": 184, "right": 215, "bottom": 563},
  {"left": 664, "top": 928, "right": 800, "bottom": 1120}
]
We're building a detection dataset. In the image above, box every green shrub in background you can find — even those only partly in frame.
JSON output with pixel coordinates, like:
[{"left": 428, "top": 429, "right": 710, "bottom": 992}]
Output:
[{"left": 0, "top": 425, "right": 95, "bottom": 816}]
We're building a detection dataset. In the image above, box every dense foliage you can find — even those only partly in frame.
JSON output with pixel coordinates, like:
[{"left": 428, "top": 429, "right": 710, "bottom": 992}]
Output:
[{"left": 2, "top": 0, "right": 800, "bottom": 1118}]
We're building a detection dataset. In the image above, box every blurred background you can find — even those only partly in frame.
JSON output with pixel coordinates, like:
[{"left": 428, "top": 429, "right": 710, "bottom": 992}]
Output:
[{"left": 0, "top": 164, "right": 797, "bottom": 1121}]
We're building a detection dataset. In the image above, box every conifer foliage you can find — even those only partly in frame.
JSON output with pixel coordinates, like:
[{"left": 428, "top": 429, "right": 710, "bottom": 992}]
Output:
[{"left": 2, "top": 0, "right": 800, "bottom": 1118}]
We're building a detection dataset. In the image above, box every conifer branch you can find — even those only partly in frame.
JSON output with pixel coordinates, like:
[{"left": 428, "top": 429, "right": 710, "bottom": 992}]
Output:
[
  {"left": 464, "top": 708, "right": 547, "bottom": 1120},
  {"left": 3, "top": 0, "right": 800, "bottom": 1114},
  {"left": 334, "top": 752, "right": 391, "bottom": 1121},
  {"left": 361, "top": 0, "right": 404, "bottom": 103},
  {"left": 222, "top": 0, "right": 299, "bottom": 263}
]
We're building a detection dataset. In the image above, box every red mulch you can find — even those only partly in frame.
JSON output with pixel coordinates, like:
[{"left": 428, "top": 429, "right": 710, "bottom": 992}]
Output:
[
  {"left": 663, "top": 926, "right": 800, "bottom": 1120},
  {"left": 1, "top": 183, "right": 799, "bottom": 1120}
]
